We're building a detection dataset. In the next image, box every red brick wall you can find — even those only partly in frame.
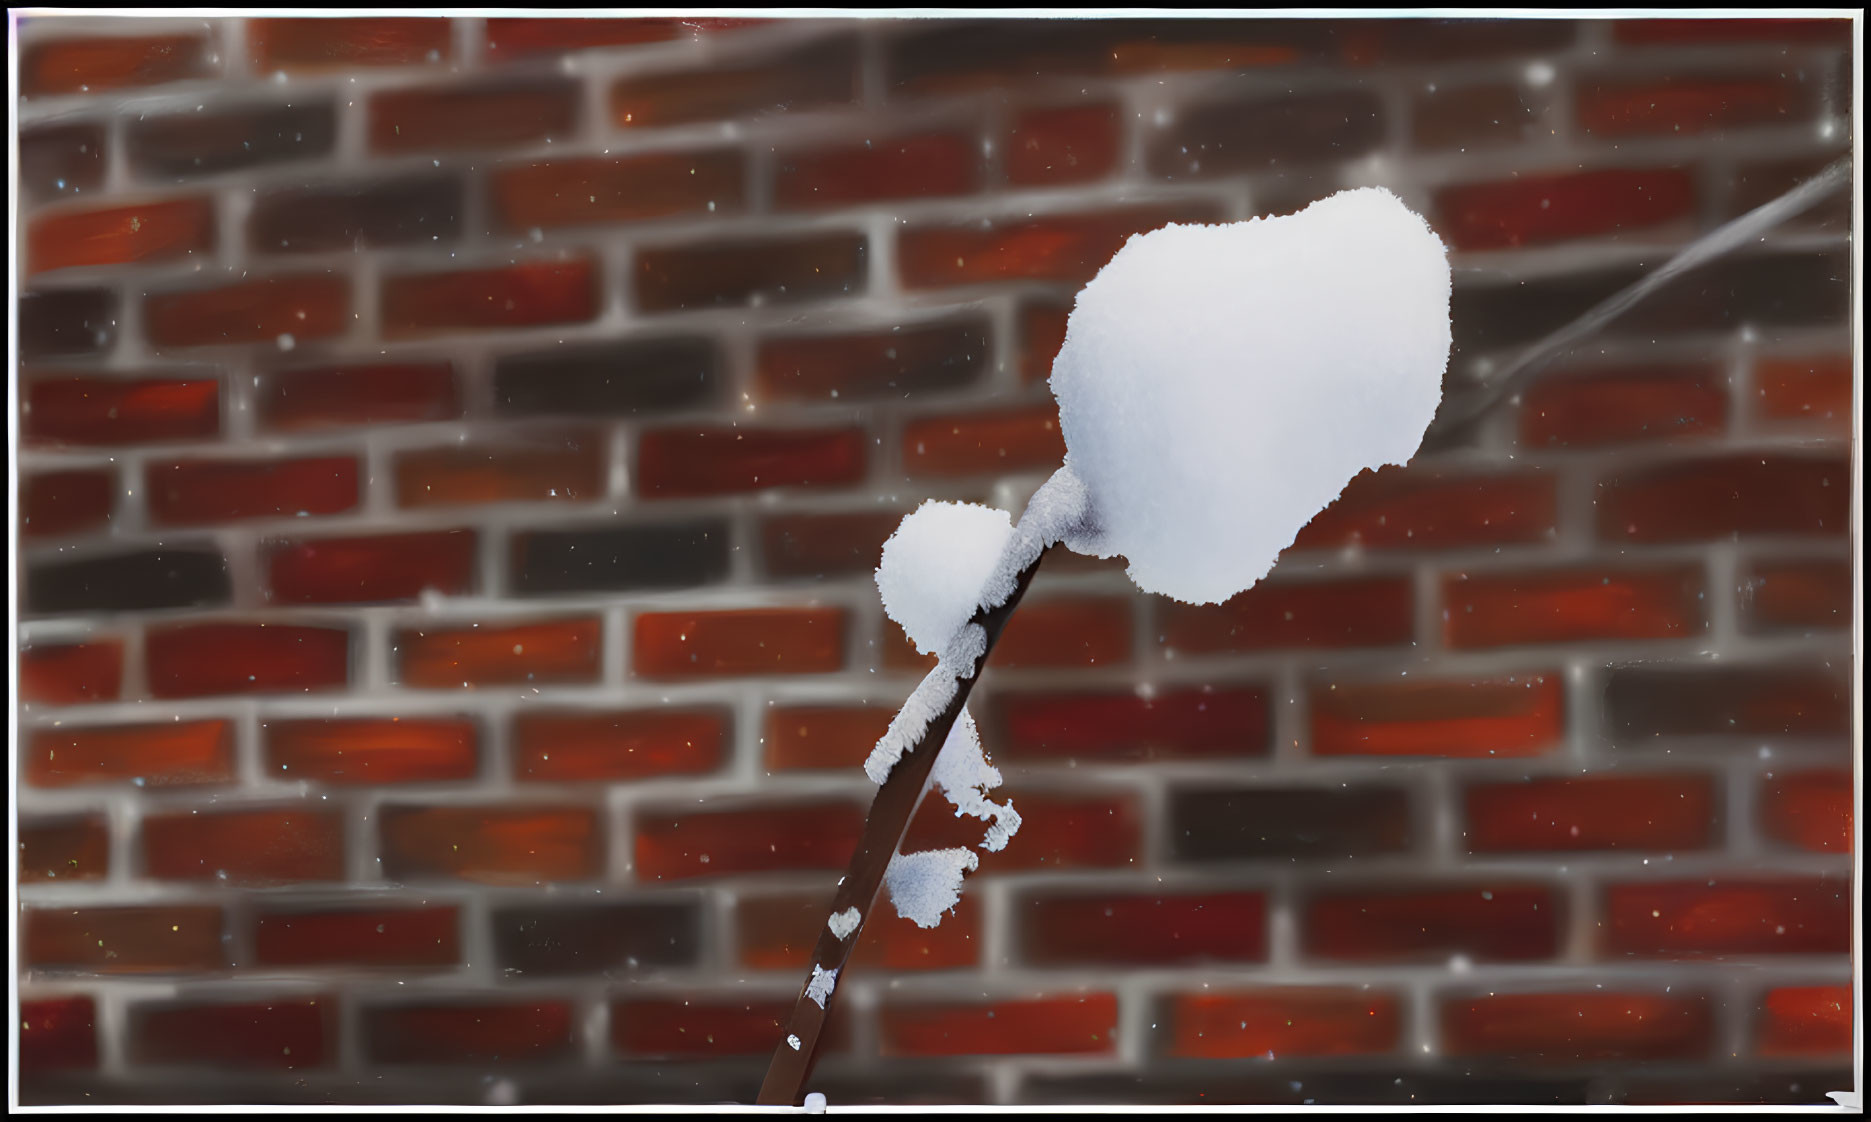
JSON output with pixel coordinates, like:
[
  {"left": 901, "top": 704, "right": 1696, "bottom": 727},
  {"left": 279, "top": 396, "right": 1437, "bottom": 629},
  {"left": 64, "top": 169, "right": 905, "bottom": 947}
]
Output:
[{"left": 14, "top": 14, "right": 1857, "bottom": 1107}]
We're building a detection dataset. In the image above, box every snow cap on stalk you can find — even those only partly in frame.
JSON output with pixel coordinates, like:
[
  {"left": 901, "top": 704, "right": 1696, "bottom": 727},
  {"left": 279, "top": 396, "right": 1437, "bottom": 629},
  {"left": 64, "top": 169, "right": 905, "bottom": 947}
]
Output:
[{"left": 1049, "top": 186, "right": 1452, "bottom": 605}]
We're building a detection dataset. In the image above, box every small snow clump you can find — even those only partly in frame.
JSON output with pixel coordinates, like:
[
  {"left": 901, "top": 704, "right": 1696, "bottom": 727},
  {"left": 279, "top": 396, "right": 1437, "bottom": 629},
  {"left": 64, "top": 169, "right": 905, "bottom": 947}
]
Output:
[
  {"left": 876, "top": 500, "right": 1014, "bottom": 655},
  {"left": 884, "top": 847, "right": 979, "bottom": 929},
  {"left": 928, "top": 708, "right": 1020, "bottom": 852}
]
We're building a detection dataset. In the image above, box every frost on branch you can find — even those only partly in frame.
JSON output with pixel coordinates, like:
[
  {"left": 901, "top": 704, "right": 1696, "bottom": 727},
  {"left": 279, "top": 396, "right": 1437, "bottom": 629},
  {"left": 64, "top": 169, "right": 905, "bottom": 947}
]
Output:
[
  {"left": 928, "top": 708, "right": 1020, "bottom": 853},
  {"left": 806, "top": 964, "right": 839, "bottom": 1009},
  {"left": 883, "top": 847, "right": 979, "bottom": 929},
  {"left": 862, "top": 622, "right": 986, "bottom": 786}
]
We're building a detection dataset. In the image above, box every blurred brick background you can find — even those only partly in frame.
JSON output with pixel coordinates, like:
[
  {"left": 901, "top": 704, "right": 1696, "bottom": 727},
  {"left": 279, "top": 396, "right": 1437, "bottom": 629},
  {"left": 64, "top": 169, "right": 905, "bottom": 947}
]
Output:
[{"left": 13, "top": 13, "right": 1857, "bottom": 1107}]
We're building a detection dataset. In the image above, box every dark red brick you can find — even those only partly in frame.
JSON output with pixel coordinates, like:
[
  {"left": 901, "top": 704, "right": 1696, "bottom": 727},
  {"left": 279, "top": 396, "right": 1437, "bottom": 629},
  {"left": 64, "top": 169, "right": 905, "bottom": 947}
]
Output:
[
  {"left": 1311, "top": 673, "right": 1564, "bottom": 758},
  {"left": 132, "top": 997, "right": 333, "bottom": 1070},
  {"left": 1759, "top": 770, "right": 1852, "bottom": 853},
  {"left": 634, "top": 608, "right": 844, "bottom": 679},
  {"left": 1306, "top": 884, "right": 1561, "bottom": 961},
  {"left": 1598, "top": 455, "right": 1850, "bottom": 542},
  {"left": 1413, "top": 84, "right": 1540, "bottom": 151},
  {"left": 19, "top": 815, "right": 110, "bottom": 882},
  {"left": 266, "top": 529, "right": 477, "bottom": 604},
  {"left": 1160, "top": 575, "right": 1415, "bottom": 654},
  {"left": 491, "top": 151, "right": 744, "bottom": 231},
  {"left": 1577, "top": 75, "right": 1815, "bottom": 138},
  {"left": 1742, "top": 559, "right": 1852, "bottom": 633},
  {"left": 610, "top": 36, "right": 857, "bottom": 128},
  {"left": 21, "top": 469, "right": 113, "bottom": 539},
  {"left": 379, "top": 805, "right": 602, "bottom": 884},
  {"left": 993, "top": 685, "right": 1267, "bottom": 762},
  {"left": 881, "top": 993, "right": 1118, "bottom": 1056},
  {"left": 143, "top": 806, "right": 346, "bottom": 884},
  {"left": 144, "top": 274, "right": 349, "bottom": 348},
  {"left": 23, "top": 906, "right": 227, "bottom": 974},
  {"left": 637, "top": 425, "right": 865, "bottom": 498},
  {"left": 250, "top": 17, "right": 450, "bottom": 70},
  {"left": 988, "top": 596, "right": 1131, "bottom": 669},
  {"left": 757, "top": 318, "right": 988, "bottom": 403},
  {"left": 775, "top": 131, "right": 980, "bottom": 209},
  {"left": 261, "top": 361, "right": 459, "bottom": 431},
  {"left": 1336, "top": 18, "right": 1576, "bottom": 64},
  {"left": 1754, "top": 355, "right": 1851, "bottom": 431},
  {"left": 760, "top": 510, "right": 905, "bottom": 579},
  {"left": 146, "top": 455, "right": 357, "bottom": 526},
  {"left": 253, "top": 905, "right": 461, "bottom": 968},
  {"left": 1173, "top": 785, "right": 1412, "bottom": 861},
  {"left": 19, "top": 122, "right": 106, "bottom": 203},
  {"left": 249, "top": 174, "right": 460, "bottom": 254},
  {"left": 1148, "top": 89, "right": 1383, "bottom": 179},
  {"left": 1612, "top": 18, "right": 1850, "bottom": 45},
  {"left": 901, "top": 402, "right": 1064, "bottom": 477},
  {"left": 514, "top": 709, "right": 726, "bottom": 782},
  {"left": 1442, "top": 566, "right": 1706, "bottom": 649},
  {"left": 485, "top": 17, "right": 762, "bottom": 59},
  {"left": 146, "top": 622, "right": 349, "bottom": 698},
  {"left": 1436, "top": 169, "right": 1695, "bottom": 251},
  {"left": 1165, "top": 989, "right": 1400, "bottom": 1059},
  {"left": 613, "top": 995, "right": 851, "bottom": 1058},
  {"left": 19, "top": 288, "right": 117, "bottom": 358},
  {"left": 25, "top": 375, "right": 219, "bottom": 446},
  {"left": 1603, "top": 878, "right": 1850, "bottom": 956},
  {"left": 370, "top": 78, "right": 578, "bottom": 153},
  {"left": 492, "top": 901, "right": 702, "bottom": 975},
  {"left": 889, "top": 21, "right": 1314, "bottom": 93},
  {"left": 366, "top": 1001, "right": 575, "bottom": 1064},
  {"left": 634, "top": 800, "right": 864, "bottom": 881},
  {"left": 29, "top": 197, "right": 215, "bottom": 276},
  {"left": 905, "top": 789, "right": 1140, "bottom": 872},
  {"left": 1520, "top": 364, "right": 1728, "bottom": 448},
  {"left": 19, "top": 996, "right": 97, "bottom": 1073},
  {"left": 737, "top": 890, "right": 979, "bottom": 973},
  {"left": 23, "top": 34, "right": 212, "bottom": 97},
  {"left": 635, "top": 232, "right": 867, "bottom": 311},
  {"left": 20, "top": 640, "right": 122, "bottom": 706},
  {"left": 127, "top": 101, "right": 334, "bottom": 179},
  {"left": 1464, "top": 774, "right": 1717, "bottom": 852},
  {"left": 1020, "top": 297, "right": 1072, "bottom": 381},
  {"left": 1292, "top": 466, "right": 1556, "bottom": 551},
  {"left": 1006, "top": 103, "right": 1122, "bottom": 186},
  {"left": 382, "top": 258, "right": 596, "bottom": 335},
  {"left": 763, "top": 705, "right": 894, "bottom": 771},
  {"left": 1443, "top": 992, "right": 1713, "bottom": 1062},
  {"left": 1757, "top": 986, "right": 1852, "bottom": 1056},
  {"left": 1605, "top": 664, "right": 1852, "bottom": 742},
  {"left": 899, "top": 204, "right": 1221, "bottom": 288},
  {"left": 27, "top": 719, "right": 234, "bottom": 788},
  {"left": 265, "top": 717, "right": 479, "bottom": 785},
  {"left": 397, "top": 437, "right": 605, "bottom": 508},
  {"left": 1024, "top": 891, "right": 1266, "bottom": 965}
]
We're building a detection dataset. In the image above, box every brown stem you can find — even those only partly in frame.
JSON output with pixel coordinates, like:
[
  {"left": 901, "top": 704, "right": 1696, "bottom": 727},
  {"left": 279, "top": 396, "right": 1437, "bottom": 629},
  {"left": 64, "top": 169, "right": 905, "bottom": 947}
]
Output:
[{"left": 756, "top": 547, "right": 1048, "bottom": 1106}]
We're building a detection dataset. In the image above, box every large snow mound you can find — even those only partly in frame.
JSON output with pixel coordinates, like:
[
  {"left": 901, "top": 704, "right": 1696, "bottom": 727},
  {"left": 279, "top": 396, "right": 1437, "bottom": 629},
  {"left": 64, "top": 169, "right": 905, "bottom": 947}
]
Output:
[
  {"left": 876, "top": 500, "right": 1015, "bottom": 656},
  {"left": 1049, "top": 186, "right": 1451, "bottom": 605}
]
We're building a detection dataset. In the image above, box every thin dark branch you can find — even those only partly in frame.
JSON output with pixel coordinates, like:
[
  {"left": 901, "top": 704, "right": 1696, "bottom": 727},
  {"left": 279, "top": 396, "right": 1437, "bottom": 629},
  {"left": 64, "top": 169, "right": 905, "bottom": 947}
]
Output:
[{"left": 755, "top": 547, "right": 1049, "bottom": 1106}]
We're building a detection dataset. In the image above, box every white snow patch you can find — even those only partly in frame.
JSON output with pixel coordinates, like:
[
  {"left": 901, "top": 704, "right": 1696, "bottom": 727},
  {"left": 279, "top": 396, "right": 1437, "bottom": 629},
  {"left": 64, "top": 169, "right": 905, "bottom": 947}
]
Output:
[
  {"left": 806, "top": 964, "right": 839, "bottom": 1008},
  {"left": 827, "top": 906, "right": 861, "bottom": 941},
  {"left": 787, "top": 1033, "right": 801, "bottom": 1051},
  {"left": 877, "top": 500, "right": 1013, "bottom": 655},
  {"left": 1049, "top": 186, "right": 1451, "bottom": 604},
  {"left": 884, "top": 847, "right": 979, "bottom": 929},
  {"left": 929, "top": 708, "right": 1021, "bottom": 852}
]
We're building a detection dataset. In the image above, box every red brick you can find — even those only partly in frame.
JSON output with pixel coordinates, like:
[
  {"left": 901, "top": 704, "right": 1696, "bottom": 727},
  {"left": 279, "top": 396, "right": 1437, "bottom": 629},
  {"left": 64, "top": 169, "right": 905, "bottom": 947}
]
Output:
[
  {"left": 1612, "top": 18, "right": 1850, "bottom": 45},
  {"left": 253, "top": 905, "right": 461, "bottom": 968},
  {"left": 983, "top": 596, "right": 1129, "bottom": 669},
  {"left": 634, "top": 800, "right": 864, "bottom": 881},
  {"left": 1160, "top": 575, "right": 1415, "bottom": 654},
  {"left": 881, "top": 993, "right": 1118, "bottom": 1056},
  {"left": 1443, "top": 992, "right": 1713, "bottom": 1062},
  {"left": 491, "top": 151, "right": 744, "bottom": 231},
  {"left": 610, "top": 37, "right": 857, "bottom": 128},
  {"left": 1292, "top": 466, "right": 1556, "bottom": 551},
  {"left": 994, "top": 685, "right": 1268, "bottom": 762},
  {"left": 266, "top": 529, "right": 477, "bottom": 604},
  {"left": 1758, "top": 986, "right": 1852, "bottom": 1056},
  {"left": 1598, "top": 455, "right": 1849, "bottom": 542},
  {"left": 132, "top": 997, "right": 332, "bottom": 1070},
  {"left": 1413, "top": 83, "right": 1539, "bottom": 151},
  {"left": 367, "top": 1001, "right": 575, "bottom": 1064},
  {"left": 1743, "top": 559, "right": 1852, "bottom": 633},
  {"left": 1606, "top": 664, "right": 1852, "bottom": 742},
  {"left": 266, "top": 718, "right": 480, "bottom": 785},
  {"left": 398, "top": 439, "right": 606, "bottom": 508},
  {"left": 20, "top": 121, "right": 106, "bottom": 203},
  {"left": 21, "top": 469, "right": 114, "bottom": 539},
  {"left": 1165, "top": 989, "right": 1400, "bottom": 1059},
  {"left": 145, "top": 274, "right": 349, "bottom": 349},
  {"left": 613, "top": 996, "right": 850, "bottom": 1058},
  {"left": 261, "top": 361, "right": 460, "bottom": 430},
  {"left": 379, "top": 805, "right": 601, "bottom": 884},
  {"left": 28, "top": 197, "right": 215, "bottom": 276},
  {"left": 905, "top": 790, "right": 1140, "bottom": 872},
  {"left": 763, "top": 705, "right": 893, "bottom": 771},
  {"left": 1759, "top": 770, "right": 1852, "bottom": 853},
  {"left": 146, "top": 622, "right": 349, "bottom": 698},
  {"left": 1335, "top": 19, "right": 1575, "bottom": 65},
  {"left": 736, "top": 890, "right": 980, "bottom": 973},
  {"left": 637, "top": 426, "right": 865, "bottom": 498},
  {"left": 250, "top": 17, "right": 450, "bottom": 70},
  {"left": 635, "top": 232, "right": 868, "bottom": 311},
  {"left": 23, "top": 906, "right": 227, "bottom": 974},
  {"left": 760, "top": 510, "right": 905, "bottom": 579},
  {"left": 146, "top": 455, "right": 358, "bottom": 526},
  {"left": 1441, "top": 566, "right": 1706, "bottom": 649},
  {"left": 890, "top": 22, "right": 1310, "bottom": 94},
  {"left": 1006, "top": 103, "right": 1122, "bottom": 186},
  {"left": 1025, "top": 891, "right": 1266, "bottom": 966},
  {"left": 19, "top": 996, "right": 97, "bottom": 1073},
  {"left": 633, "top": 608, "right": 844, "bottom": 678},
  {"left": 1520, "top": 364, "right": 1728, "bottom": 448},
  {"left": 1435, "top": 169, "right": 1695, "bottom": 251},
  {"left": 902, "top": 402, "right": 1064, "bottom": 477},
  {"left": 1754, "top": 355, "right": 1851, "bottom": 430},
  {"left": 775, "top": 131, "right": 980, "bottom": 209},
  {"left": 1020, "top": 297, "right": 1072, "bottom": 381},
  {"left": 899, "top": 204, "right": 1221, "bottom": 288},
  {"left": 370, "top": 78, "right": 578, "bottom": 153},
  {"left": 1577, "top": 75, "right": 1814, "bottom": 138},
  {"left": 756, "top": 319, "right": 988, "bottom": 403},
  {"left": 485, "top": 17, "right": 762, "bottom": 59},
  {"left": 25, "top": 375, "right": 219, "bottom": 446},
  {"left": 20, "top": 641, "right": 122, "bottom": 707},
  {"left": 19, "top": 815, "right": 110, "bottom": 882},
  {"left": 22, "top": 34, "right": 212, "bottom": 97},
  {"left": 381, "top": 258, "right": 596, "bottom": 336},
  {"left": 1603, "top": 878, "right": 1850, "bottom": 956},
  {"left": 1464, "top": 774, "right": 1717, "bottom": 852},
  {"left": 27, "top": 719, "right": 235, "bottom": 788},
  {"left": 1305, "top": 884, "right": 1560, "bottom": 961},
  {"left": 515, "top": 709, "right": 725, "bottom": 782},
  {"left": 398, "top": 617, "right": 601, "bottom": 689},
  {"left": 143, "top": 806, "right": 346, "bottom": 884},
  {"left": 1319, "top": 674, "right": 1558, "bottom": 760}
]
